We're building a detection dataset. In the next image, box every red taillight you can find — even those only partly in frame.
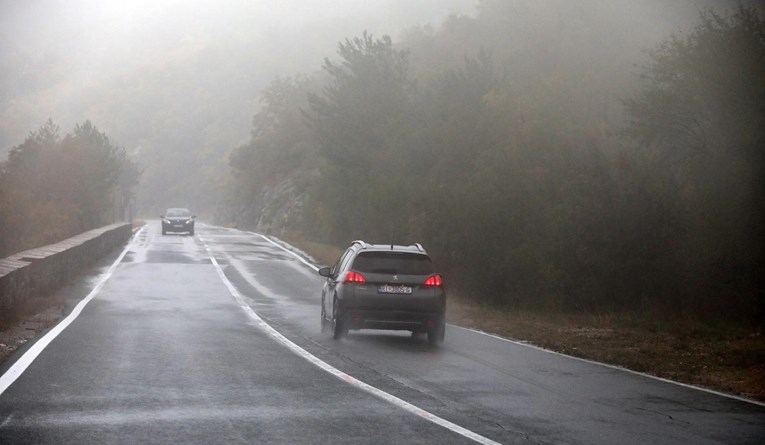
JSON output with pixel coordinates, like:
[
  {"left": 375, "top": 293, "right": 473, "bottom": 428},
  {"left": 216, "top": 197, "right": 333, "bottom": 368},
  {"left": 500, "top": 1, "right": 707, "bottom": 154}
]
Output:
[
  {"left": 343, "top": 271, "right": 367, "bottom": 285},
  {"left": 424, "top": 274, "right": 443, "bottom": 288}
]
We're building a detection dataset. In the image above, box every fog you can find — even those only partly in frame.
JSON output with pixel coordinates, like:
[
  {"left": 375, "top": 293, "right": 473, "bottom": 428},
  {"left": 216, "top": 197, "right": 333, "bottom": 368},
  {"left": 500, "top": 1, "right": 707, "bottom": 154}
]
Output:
[
  {"left": 1, "top": 3, "right": 763, "bottom": 414},
  {"left": 2, "top": 0, "right": 762, "bottom": 322},
  {"left": 0, "top": 0, "right": 474, "bottom": 212},
  {"left": 3, "top": 0, "right": 738, "bottom": 217}
]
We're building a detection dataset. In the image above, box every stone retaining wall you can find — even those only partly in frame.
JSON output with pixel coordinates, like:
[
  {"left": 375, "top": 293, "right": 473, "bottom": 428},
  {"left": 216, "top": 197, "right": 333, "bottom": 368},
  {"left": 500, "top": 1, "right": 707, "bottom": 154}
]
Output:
[{"left": 0, "top": 223, "right": 133, "bottom": 314}]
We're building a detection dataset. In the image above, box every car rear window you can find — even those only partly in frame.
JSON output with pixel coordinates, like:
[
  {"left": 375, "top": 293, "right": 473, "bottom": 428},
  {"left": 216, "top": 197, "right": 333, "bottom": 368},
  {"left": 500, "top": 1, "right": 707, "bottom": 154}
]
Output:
[{"left": 351, "top": 252, "right": 435, "bottom": 275}]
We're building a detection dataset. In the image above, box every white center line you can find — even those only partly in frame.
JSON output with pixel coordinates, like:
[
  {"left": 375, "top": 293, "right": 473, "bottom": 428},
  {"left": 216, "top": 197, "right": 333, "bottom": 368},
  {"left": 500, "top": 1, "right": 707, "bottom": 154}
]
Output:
[
  {"left": 200, "top": 235, "right": 502, "bottom": 445},
  {"left": 253, "top": 230, "right": 765, "bottom": 409}
]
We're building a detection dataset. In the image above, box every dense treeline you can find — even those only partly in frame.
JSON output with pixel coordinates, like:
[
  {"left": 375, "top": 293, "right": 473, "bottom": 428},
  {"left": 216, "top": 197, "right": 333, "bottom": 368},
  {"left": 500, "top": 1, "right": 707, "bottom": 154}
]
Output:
[
  {"left": 222, "top": 3, "right": 764, "bottom": 322},
  {"left": 0, "top": 120, "right": 139, "bottom": 257}
]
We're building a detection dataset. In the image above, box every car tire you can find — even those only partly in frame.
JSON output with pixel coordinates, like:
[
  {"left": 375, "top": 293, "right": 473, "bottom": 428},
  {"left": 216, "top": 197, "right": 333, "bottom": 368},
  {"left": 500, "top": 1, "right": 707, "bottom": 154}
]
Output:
[
  {"left": 189, "top": 229, "right": 194, "bottom": 236},
  {"left": 427, "top": 319, "right": 445, "bottom": 346},
  {"left": 162, "top": 228, "right": 167, "bottom": 235},
  {"left": 332, "top": 298, "right": 347, "bottom": 339}
]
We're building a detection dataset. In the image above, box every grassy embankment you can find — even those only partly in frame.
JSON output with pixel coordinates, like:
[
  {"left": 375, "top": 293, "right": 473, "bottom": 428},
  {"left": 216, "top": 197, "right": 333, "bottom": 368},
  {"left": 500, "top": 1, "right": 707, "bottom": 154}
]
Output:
[{"left": 285, "top": 235, "right": 765, "bottom": 402}]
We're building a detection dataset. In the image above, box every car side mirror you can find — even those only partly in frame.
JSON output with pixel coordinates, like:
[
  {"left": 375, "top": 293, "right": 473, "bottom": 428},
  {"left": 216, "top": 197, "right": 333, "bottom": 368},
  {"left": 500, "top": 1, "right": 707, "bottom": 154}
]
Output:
[{"left": 318, "top": 266, "right": 332, "bottom": 278}]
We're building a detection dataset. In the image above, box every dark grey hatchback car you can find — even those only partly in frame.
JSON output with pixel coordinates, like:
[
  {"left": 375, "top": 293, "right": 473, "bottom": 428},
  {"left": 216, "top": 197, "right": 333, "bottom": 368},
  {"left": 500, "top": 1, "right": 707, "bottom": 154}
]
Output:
[
  {"left": 318, "top": 240, "right": 446, "bottom": 345},
  {"left": 161, "top": 208, "right": 195, "bottom": 235}
]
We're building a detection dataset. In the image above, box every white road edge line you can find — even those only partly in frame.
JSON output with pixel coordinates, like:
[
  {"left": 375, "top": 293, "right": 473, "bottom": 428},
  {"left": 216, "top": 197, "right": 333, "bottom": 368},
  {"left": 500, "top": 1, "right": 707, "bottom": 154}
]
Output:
[
  {"left": 0, "top": 226, "right": 145, "bottom": 397},
  {"left": 200, "top": 237, "right": 501, "bottom": 445},
  {"left": 253, "top": 230, "right": 765, "bottom": 409}
]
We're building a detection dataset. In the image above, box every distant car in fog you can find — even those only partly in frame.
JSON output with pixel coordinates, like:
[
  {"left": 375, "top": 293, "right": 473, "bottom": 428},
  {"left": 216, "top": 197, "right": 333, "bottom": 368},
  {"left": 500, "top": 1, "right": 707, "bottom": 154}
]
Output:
[
  {"left": 318, "top": 240, "right": 446, "bottom": 345},
  {"left": 161, "top": 208, "right": 195, "bottom": 235}
]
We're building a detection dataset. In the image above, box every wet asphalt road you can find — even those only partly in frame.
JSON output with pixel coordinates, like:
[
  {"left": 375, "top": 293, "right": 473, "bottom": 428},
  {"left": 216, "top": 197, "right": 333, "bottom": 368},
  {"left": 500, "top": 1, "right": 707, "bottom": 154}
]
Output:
[{"left": 1, "top": 222, "right": 764, "bottom": 444}]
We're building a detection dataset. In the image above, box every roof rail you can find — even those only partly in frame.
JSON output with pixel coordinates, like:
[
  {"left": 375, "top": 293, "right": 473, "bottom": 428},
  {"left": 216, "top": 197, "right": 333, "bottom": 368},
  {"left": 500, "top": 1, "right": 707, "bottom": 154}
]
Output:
[
  {"left": 414, "top": 243, "right": 425, "bottom": 252},
  {"left": 351, "top": 240, "right": 368, "bottom": 249}
]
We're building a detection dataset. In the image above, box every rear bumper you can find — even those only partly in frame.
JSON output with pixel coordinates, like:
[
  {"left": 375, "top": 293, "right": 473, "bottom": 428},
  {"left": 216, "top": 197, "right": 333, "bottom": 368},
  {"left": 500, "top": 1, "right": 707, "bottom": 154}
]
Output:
[{"left": 342, "top": 309, "right": 444, "bottom": 333}]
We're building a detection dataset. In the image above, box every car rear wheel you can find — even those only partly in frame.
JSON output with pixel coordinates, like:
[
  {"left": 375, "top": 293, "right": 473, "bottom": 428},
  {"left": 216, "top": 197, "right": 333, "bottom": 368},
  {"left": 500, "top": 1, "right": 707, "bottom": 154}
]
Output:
[
  {"left": 332, "top": 298, "right": 347, "bottom": 339},
  {"left": 427, "top": 319, "right": 445, "bottom": 346}
]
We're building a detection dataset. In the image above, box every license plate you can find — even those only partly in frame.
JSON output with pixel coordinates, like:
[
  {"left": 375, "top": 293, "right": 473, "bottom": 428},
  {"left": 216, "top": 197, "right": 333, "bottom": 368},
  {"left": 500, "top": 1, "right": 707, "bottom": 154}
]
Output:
[{"left": 378, "top": 284, "right": 412, "bottom": 295}]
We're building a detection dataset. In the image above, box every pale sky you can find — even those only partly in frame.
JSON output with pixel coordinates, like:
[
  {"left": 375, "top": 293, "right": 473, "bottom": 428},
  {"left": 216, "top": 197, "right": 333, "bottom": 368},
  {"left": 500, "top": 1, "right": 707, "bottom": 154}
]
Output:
[{"left": 0, "top": 0, "right": 476, "bottom": 152}]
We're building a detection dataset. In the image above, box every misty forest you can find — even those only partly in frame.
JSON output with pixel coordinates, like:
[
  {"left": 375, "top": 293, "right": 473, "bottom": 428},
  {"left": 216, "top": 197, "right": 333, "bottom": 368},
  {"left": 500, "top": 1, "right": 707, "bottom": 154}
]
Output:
[{"left": 1, "top": 1, "right": 763, "bottom": 325}]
